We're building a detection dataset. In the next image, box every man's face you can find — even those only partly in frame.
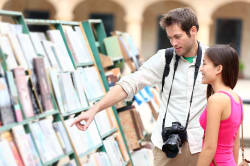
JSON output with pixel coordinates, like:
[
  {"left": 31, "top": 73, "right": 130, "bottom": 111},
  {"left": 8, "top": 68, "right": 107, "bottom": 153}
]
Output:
[{"left": 165, "top": 24, "right": 196, "bottom": 57}]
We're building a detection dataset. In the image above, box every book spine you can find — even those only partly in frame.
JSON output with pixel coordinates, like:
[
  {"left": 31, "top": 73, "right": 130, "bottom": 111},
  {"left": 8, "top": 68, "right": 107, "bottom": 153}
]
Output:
[
  {"left": 5, "top": 71, "right": 23, "bottom": 122},
  {"left": 13, "top": 67, "right": 34, "bottom": 118},
  {"left": 33, "top": 57, "right": 53, "bottom": 112},
  {"left": 0, "top": 77, "right": 16, "bottom": 125}
]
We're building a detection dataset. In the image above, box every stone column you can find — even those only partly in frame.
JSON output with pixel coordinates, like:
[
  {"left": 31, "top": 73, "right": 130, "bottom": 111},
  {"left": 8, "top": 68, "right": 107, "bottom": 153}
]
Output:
[
  {"left": 0, "top": 0, "right": 9, "bottom": 10},
  {"left": 47, "top": 0, "right": 83, "bottom": 21},
  {"left": 197, "top": 18, "right": 212, "bottom": 46},
  {"left": 125, "top": 15, "right": 143, "bottom": 49}
]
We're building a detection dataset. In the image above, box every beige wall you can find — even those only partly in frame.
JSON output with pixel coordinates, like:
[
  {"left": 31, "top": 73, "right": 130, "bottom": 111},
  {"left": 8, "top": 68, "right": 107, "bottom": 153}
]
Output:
[
  {"left": 73, "top": 0, "right": 126, "bottom": 33},
  {"left": 2, "top": 0, "right": 56, "bottom": 19},
  {"left": 1, "top": 0, "right": 250, "bottom": 77}
]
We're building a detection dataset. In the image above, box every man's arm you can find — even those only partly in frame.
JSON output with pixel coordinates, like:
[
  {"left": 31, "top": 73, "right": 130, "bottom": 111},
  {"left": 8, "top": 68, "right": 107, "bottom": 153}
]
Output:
[
  {"left": 71, "top": 85, "right": 127, "bottom": 130},
  {"left": 71, "top": 49, "right": 165, "bottom": 130}
]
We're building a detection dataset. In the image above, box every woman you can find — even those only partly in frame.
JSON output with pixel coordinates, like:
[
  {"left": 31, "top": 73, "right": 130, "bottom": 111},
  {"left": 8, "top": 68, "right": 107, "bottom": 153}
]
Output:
[{"left": 197, "top": 45, "right": 242, "bottom": 166}]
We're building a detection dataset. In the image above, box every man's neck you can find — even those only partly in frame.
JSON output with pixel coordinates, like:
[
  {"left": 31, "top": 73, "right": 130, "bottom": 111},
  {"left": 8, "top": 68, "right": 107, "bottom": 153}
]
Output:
[{"left": 184, "top": 41, "right": 198, "bottom": 58}]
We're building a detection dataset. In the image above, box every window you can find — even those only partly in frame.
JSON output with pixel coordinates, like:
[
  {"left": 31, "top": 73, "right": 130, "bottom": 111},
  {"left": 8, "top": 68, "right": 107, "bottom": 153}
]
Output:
[
  {"left": 89, "top": 13, "right": 114, "bottom": 36},
  {"left": 24, "top": 10, "right": 50, "bottom": 32},
  {"left": 216, "top": 18, "right": 242, "bottom": 55},
  {"left": 157, "top": 15, "right": 171, "bottom": 50}
]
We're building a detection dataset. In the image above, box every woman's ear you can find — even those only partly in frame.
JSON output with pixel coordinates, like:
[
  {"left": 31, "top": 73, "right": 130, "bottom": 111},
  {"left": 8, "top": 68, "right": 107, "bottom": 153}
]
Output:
[{"left": 216, "top": 64, "right": 223, "bottom": 75}]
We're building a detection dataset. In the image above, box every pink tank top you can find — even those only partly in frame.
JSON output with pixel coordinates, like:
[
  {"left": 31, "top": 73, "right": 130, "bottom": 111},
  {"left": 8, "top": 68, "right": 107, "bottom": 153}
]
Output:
[{"left": 199, "top": 91, "right": 242, "bottom": 166}]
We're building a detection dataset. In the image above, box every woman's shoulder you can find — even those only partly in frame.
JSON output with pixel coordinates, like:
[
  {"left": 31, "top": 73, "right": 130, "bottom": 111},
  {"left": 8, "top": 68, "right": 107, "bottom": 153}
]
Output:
[
  {"left": 208, "top": 92, "right": 230, "bottom": 103},
  {"left": 207, "top": 93, "right": 230, "bottom": 110}
]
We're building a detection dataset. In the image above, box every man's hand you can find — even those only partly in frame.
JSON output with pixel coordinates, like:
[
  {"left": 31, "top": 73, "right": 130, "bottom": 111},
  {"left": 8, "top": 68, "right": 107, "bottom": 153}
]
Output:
[{"left": 70, "top": 107, "right": 98, "bottom": 131}]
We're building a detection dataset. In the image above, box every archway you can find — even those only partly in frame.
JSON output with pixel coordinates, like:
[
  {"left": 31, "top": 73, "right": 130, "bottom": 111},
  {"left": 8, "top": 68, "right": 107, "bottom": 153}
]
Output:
[
  {"left": 73, "top": 0, "right": 126, "bottom": 36},
  {"left": 211, "top": 1, "right": 250, "bottom": 78},
  {"left": 142, "top": 1, "right": 192, "bottom": 59}
]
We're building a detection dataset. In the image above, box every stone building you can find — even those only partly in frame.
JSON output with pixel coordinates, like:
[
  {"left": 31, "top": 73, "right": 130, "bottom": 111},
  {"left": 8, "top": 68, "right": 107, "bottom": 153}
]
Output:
[{"left": 1, "top": 0, "right": 250, "bottom": 77}]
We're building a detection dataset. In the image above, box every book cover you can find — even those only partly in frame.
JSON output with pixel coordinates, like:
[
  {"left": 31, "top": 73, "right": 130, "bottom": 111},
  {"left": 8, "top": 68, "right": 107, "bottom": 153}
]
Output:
[
  {"left": 39, "top": 119, "right": 64, "bottom": 158},
  {"left": 47, "top": 30, "right": 74, "bottom": 71},
  {"left": 0, "top": 140, "right": 18, "bottom": 166},
  {"left": 49, "top": 70, "right": 65, "bottom": 113},
  {"left": 16, "top": 33, "right": 37, "bottom": 69},
  {"left": 58, "top": 72, "right": 81, "bottom": 112},
  {"left": 0, "top": 34, "right": 18, "bottom": 70},
  {"left": 103, "top": 36, "right": 123, "bottom": 61},
  {"left": 53, "top": 121, "right": 73, "bottom": 153},
  {"left": 0, "top": 131, "right": 25, "bottom": 166},
  {"left": 12, "top": 126, "right": 41, "bottom": 166},
  {"left": 71, "top": 70, "right": 89, "bottom": 108},
  {"left": 7, "top": 33, "right": 28, "bottom": 69}
]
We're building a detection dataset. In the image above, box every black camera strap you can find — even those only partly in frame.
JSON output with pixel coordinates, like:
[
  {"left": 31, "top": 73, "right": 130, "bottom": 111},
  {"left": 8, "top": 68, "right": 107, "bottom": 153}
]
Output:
[{"left": 162, "top": 42, "right": 202, "bottom": 131}]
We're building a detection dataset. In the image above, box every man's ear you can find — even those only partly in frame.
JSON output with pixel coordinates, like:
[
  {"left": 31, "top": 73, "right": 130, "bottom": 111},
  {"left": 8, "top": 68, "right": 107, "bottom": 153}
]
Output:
[
  {"left": 190, "top": 26, "right": 197, "bottom": 35},
  {"left": 216, "top": 64, "right": 223, "bottom": 75}
]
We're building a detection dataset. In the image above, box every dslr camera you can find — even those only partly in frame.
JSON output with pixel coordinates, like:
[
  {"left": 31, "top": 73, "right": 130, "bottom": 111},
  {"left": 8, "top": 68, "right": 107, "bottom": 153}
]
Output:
[{"left": 161, "top": 122, "right": 187, "bottom": 158}]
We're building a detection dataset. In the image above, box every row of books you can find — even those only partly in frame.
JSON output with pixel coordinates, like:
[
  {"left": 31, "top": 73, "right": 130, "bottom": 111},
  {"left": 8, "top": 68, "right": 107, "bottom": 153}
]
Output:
[
  {"left": 103, "top": 32, "right": 142, "bottom": 73},
  {"left": 50, "top": 67, "right": 105, "bottom": 114},
  {"left": 0, "top": 119, "right": 65, "bottom": 166},
  {"left": 0, "top": 21, "right": 93, "bottom": 72}
]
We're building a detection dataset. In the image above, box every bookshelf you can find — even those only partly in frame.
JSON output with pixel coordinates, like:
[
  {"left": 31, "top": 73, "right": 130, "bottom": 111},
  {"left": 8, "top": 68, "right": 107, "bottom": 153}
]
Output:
[
  {"left": 24, "top": 18, "right": 129, "bottom": 165},
  {"left": 82, "top": 19, "right": 134, "bottom": 165},
  {"left": 0, "top": 10, "right": 80, "bottom": 166},
  {"left": 0, "top": 9, "right": 132, "bottom": 166}
]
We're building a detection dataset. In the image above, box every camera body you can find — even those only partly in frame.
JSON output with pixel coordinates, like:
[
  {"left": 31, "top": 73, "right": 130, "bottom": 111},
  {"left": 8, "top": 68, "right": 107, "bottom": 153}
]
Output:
[{"left": 161, "top": 122, "right": 187, "bottom": 158}]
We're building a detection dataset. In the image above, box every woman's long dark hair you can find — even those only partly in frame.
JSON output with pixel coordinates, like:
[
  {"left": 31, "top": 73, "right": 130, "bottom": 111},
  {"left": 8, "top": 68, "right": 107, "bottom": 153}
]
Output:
[{"left": 205, "top": 45, "right": 239, "bottom": 99}]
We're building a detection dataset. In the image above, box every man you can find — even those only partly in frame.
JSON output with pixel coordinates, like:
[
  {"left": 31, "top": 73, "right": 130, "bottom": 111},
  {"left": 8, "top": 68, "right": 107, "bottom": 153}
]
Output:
[{"left": 71, "top": 7, "right": 207, "bottom": 166}]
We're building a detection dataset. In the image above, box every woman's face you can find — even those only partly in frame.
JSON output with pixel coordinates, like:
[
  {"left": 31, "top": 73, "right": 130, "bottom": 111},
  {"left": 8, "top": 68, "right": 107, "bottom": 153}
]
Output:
[{"left": 200, "top": 54, "right": 219, "bottom": 84}]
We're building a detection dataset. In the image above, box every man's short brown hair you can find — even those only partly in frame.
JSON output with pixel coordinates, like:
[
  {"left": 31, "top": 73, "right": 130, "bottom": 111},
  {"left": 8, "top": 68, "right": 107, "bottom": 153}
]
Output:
[{"left": 160, "top": 7, "right": 199, "bottom": 36}]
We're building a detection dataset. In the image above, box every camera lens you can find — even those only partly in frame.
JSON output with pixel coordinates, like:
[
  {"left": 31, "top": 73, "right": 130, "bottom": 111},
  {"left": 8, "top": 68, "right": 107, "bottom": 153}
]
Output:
[{"left": 164, "top": 134, "right": 181, "bottom": 158}]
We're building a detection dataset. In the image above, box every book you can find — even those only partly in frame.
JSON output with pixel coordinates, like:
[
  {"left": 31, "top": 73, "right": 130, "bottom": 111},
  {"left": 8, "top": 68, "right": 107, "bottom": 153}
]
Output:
[
  {"left": 58, "top": 72, "right": 81, "bottom": 112},
  {"left": 13, "top": 67, "right": 34, "bottom": 118},
  {"left": 33, "top": 57, "right": 54, "bottom": 112},
  {"left": 0, "top": 131, "right": 25, "bottom": 166},
  {"left": 79, "top": 67, "right": 105, "bottom": 101},
  {"left": 12, "top": 125, "right": 41, "bottom": 166},
  {"left": 120, "top": 33, "right": 140, "bottom": 69},
  {"left": 41, "top": 40, "right": 61, "bottom": 70},
  {"left": 94, "top": 109, "right": 112, "bottom": 137},
  {"left": 47, "top": 30, "right": 74, "bottom": 71},
  {"left": 7, "top": 33, "right": 28, "bottom": 69},
  {"left": 103, "top": 136, "right": 124, "bottom": 166},
  {"left": 5, "top": 71, "right": 23, "bottom": 122},
  {"left": 0, "top": 76, "right": 16, "bottom": 125},
  {"left": 71, "top": 70, "right": 89, "bottom": 108},
  {"left": 30, "top": 121, "right": 54, "bottom": 163},
  {"left": 63, "top": 26, "right": 92, "bottom": 66},
  {"left": 49, "top": 70, "right": 65, "bottom": 113},
  {"left": 0, "top": 140, "right": 18, "bottom": 166},
  {"left": 53, "top": 121, "right": 73, "bottom": 153},
  {"left": 29, "top": 32, "right": 51, "bottom": 68},
  {"left": 0, "top": 34, "right": 18, "bottom": 70},
  {"left": 75, "top": 26, "right": 93, "bottom": 63},
  {"left": 38, "top": 119, "right": 64, "bottom": 158},
  {"left": 16, "top": 33, "right": 37, "bottom": 69},
  {"left": 103, "top": 36, "right": 123, "bottom": 61},
  {"left": 64, "top": 118, "right": 92, "bottom": 155}
]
